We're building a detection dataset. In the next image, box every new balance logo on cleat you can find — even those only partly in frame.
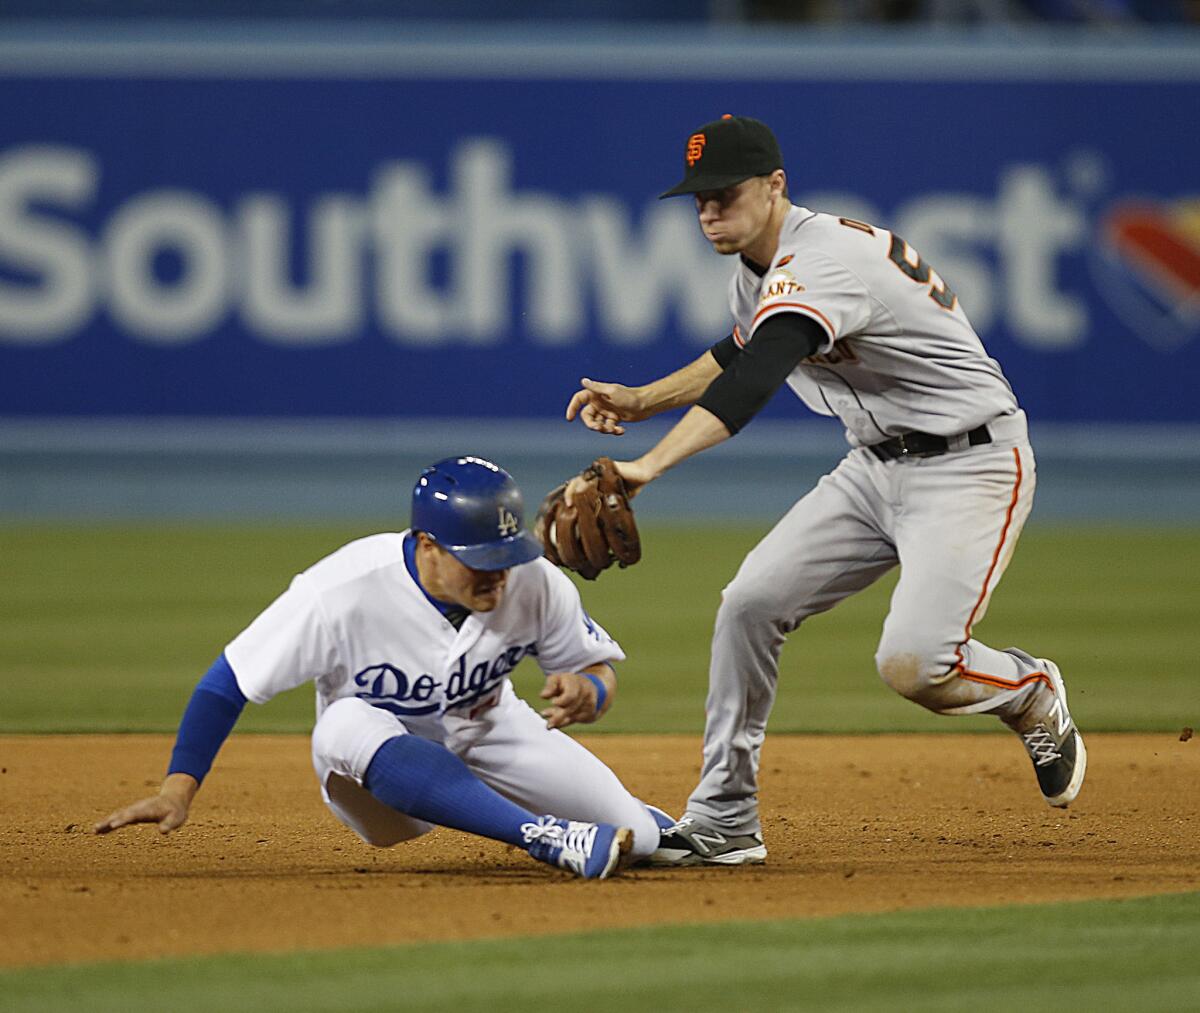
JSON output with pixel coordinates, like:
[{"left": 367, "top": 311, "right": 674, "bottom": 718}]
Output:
[
  {"left": 1018, "top": 659, "right": 1087, "bottom": 808},
  {"left": 1047, "top": 697, "right": 1071, "bottom": 738},
  {"left": 644, "top": 814, "right": 767, "bottom": 867},
  {"left": 687, "top": 827, "right": 733, "bottom": 853}
]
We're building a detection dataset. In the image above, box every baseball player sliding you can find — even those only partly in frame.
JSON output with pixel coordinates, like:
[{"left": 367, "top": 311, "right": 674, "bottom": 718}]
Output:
[
  {"left": 564, "top": 115, "right": 1086, "bottom": 867},
  {"left": 95, "top": 457, "right": 670, "bottom": 880}
]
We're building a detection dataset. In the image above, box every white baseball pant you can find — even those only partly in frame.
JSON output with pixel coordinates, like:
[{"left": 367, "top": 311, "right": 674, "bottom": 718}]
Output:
[{"left": 310, "top": 683, "right": 660, "bottom": 857}]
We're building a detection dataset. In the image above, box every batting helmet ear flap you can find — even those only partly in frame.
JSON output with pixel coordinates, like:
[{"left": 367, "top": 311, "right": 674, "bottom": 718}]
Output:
[{"left": 411, "top": 456, "right": 543, "bottom": 572}]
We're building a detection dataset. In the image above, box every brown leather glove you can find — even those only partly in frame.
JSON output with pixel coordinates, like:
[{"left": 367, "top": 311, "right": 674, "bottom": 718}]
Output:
[{"left": 534, "top": 457, "right": 641, "bottom": 580}]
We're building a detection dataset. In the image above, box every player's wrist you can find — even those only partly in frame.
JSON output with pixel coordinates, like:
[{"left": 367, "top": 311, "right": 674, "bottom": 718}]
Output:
[
  {"left": 633, "top": 451, "right": 669, "bottom": 485},
  {"left": 161, "top": 772, "right": 199, "bottom": 804},
  {"left": 579, "top": 671, "right": 609, "bottom": 715},
  {"left": 640, "top": 378, "right": 696, "bottom": 416},
  {"left": 627, "top": 384, "right": 657, "bottom": 418}
]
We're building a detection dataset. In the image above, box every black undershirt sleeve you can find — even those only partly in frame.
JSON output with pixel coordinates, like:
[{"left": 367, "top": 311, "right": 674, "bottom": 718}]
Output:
[
  {"left": 708, "top": 333, "right": 740, "bottom": 370},
  {"left": 699, "top": 313, "right": 826, "bottom": 434}
]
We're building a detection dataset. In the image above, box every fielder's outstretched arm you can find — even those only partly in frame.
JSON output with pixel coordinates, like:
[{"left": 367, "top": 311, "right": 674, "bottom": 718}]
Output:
[
  {"left": 565, "top": 348, "right": 724, "bottom": 435},
  {"left": 616, "top": 405, "right": 733, "bottom": 493},
  {"left": 581, "top": 313, "right": 826, "bottom": 495}
]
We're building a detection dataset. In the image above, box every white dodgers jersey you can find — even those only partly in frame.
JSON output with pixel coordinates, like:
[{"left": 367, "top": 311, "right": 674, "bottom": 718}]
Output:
[
  {"left": 224, "top": 532, "right": 624, "bottom": 740},
  {"left": 729, "top": 206, "right": 1019, "bottom": 447}
]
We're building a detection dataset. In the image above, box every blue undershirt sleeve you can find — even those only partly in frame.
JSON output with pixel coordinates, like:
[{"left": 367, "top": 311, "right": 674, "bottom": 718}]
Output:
[{"left": 167, "top": 652, "right": 248, "bottom": 784}]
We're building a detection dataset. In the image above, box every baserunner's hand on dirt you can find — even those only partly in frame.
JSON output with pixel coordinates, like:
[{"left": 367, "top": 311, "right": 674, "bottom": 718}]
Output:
[
  {"left": 95, "top": 794, "right": 189, "bottom": 835},
  {"left": 95, "top": 774, "right": 198, "bottom": 836}
]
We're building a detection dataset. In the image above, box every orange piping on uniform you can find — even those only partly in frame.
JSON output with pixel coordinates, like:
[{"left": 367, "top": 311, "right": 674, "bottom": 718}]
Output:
[
  {"left": 957, "top": 669, "right": 1049, "bottom": 692},
  {"left": 952, "top": 448, "right": 1050, "bottom": 692},
  {"left": 752, "top": 302, "right": 836, "bottom": 342}
]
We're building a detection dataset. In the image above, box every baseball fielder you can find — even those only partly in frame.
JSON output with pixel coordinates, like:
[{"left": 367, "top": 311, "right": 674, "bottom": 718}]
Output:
[
  {"left": 95, "top": 456, "right": 669, "bottom": 880},
  {"left": 565, "top": 115, "right": 1086, "bottom": 866}
]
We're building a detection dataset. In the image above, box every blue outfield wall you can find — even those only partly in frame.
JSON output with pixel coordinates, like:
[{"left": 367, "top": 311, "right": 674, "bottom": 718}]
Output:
[
  {"left": 0, "top": 30, "right": 1198, "bottom": 524},
  {"left": 2, "top": 29, "right": 1199, "bottom": 430}
]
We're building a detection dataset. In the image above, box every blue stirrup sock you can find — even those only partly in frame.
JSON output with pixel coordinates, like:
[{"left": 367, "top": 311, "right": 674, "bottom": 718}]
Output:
[{"left": 363, "top": 735, "right": 538, "bottom": 848}]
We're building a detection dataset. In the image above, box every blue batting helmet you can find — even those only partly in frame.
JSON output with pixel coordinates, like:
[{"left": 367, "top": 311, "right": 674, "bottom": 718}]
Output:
[{"left": 411, "top": 456, "right": 543, "bottom": 571}]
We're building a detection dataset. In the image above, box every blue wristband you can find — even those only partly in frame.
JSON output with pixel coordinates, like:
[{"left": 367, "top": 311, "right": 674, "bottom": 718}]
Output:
[{"left": 580, "top": 672, "right": 608, "bottom": 714}]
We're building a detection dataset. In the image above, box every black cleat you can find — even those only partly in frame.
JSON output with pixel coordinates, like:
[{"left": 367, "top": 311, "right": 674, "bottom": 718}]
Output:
[{"left": 1019, "top": 658, "right": 1087, "bottom": 808}]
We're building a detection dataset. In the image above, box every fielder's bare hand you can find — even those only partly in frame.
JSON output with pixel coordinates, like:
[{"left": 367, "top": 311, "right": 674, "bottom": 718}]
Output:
[
  {"left": 94, "top": 773, "right": 198, "bottom": 836},
  {"left": 564, "top": 457, "right": 653, "bottom": 508},
  {"left": 565, "top": 378, "right": 648, "bottom": 436},
  {"left": 540, "top": 668, "right": 614, "bottom": 729}
]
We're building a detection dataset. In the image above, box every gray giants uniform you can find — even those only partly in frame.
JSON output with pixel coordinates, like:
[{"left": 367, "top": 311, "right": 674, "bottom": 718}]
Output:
[
  {"left": 731, "top": 206, "right": 1018, "bottom": 446},
  {"left": 691, "top": 206, "right": 1053, "bottom": 833}
]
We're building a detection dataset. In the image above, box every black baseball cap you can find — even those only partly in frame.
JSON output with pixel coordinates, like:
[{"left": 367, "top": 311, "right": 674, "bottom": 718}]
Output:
[{"left": 659, "top": 115, "right": 784, "bottom": 199}]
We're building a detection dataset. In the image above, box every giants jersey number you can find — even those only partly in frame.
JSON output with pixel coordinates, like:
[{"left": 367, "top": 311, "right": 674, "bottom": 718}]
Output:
[{"left": 839, "top": 217, "right": 958, "bottom": 311}]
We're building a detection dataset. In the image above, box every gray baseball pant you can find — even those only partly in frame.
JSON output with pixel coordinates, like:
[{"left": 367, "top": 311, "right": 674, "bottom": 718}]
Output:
[{"left": 688, "top": 430, "right": 1050, "bottom": 834}]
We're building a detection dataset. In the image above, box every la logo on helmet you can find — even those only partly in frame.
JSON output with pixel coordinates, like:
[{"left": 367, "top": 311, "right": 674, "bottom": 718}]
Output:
[{"left": 497, "top": 507, "right": 519, "bottom": 536}]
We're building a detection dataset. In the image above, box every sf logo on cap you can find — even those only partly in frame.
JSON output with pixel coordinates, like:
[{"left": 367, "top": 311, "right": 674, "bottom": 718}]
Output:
[
  {"left": 685, "top": 133, "right": 706, "bottom": 166},
  {"left": 497, "top": 507, "right": 519, "bottom": 536}
]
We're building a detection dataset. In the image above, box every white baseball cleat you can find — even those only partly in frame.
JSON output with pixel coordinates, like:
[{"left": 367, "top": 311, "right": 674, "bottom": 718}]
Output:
[{"left": 1019, "top": 658, "right": 1087, "bottom": 808}]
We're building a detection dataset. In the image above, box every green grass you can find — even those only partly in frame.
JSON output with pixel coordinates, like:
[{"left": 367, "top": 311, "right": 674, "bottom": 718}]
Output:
[
  {"left": 2, "top": 523, "right": 1197, "bottom": 733},
  {"left": 1, "top": 892, "right": 1196, "bottom": 1012}
]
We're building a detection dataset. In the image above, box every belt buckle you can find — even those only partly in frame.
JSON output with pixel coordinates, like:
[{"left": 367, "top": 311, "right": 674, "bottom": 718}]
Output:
[{"left": 896, "top": 433, "right": 910, "bottom": 457}]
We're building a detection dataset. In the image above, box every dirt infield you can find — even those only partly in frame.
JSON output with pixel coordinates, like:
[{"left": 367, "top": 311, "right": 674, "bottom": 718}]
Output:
[{"left": 2, "top": 733, "right": 1196, "bottom": 969}]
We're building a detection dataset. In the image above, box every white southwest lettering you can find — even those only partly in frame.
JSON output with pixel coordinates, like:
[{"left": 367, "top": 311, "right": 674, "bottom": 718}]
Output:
[
  {"left": 581, "top": 195, "right": 730, "bottom": 345},
  {"left": 888, "top": 165, "right": 1086, "bottom": 350},
  {"left": 0, "top": 141, "right": 1094, "bottom": 351},
  {"left": 0, "top": 145, "right": 97, "bottom": 342},
  {"left": 104, "top": 190, "right": 229, "bottom": 343},
  {"left": 996, "top": 168, "right": 1086, "bottom": 349},
  {"left": 240, "top": 193, "right": 364, "bottom": 344}
]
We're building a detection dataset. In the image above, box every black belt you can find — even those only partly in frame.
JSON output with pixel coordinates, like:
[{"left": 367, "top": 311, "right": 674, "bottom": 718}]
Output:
[{"left": 867, "top": 424, "right": 991, "bottom": 461}]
